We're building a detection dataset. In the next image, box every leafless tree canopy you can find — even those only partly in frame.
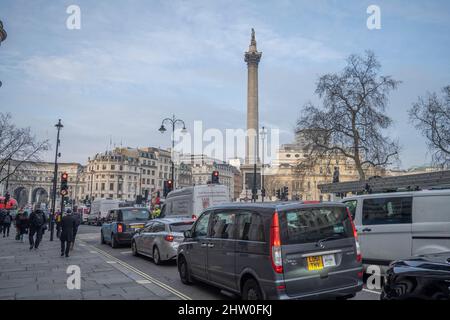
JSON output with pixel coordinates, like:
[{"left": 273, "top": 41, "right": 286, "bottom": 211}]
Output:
[
  {"left": 0, "top": 113, "right": 50, "bottom": 185},
  {"left": 409, "top": 86, "right": 450, "bottom": 168},
  {"left": 296, "top": 51, "right": 400, "bottom": 181}
]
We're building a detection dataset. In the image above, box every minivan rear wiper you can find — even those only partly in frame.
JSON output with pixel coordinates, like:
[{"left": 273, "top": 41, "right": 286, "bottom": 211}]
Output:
[{"left": 316, "top": 234, "right": 344, "bottom": 247}]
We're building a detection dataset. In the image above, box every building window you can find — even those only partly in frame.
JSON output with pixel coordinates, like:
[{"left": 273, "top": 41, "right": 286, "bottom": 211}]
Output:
[
  {"left": 110, "top": 183, "right": 114, "bottom": 191},
  {"left": 101, "top": 183, "right": 105, "bottom": 191},
  {"left": 111, "top": 165, "right": 115, "bottom": 170}
]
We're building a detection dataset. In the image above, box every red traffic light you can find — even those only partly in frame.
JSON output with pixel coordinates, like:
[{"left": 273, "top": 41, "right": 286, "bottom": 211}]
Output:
[
  {"left": 61, "top": 172, "right": 68, "bottom": 180},
  {"left": 167, "top": 180, "right": 173, "bottom": 186},
  {"left": 213, "top": 171, "right": 219, "bottom": 176}
]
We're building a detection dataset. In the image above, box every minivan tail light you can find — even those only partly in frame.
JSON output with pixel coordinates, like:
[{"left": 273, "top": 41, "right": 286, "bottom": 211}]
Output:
[
  {"left": 165, "top": 234, "right": 174, "bottom": 242},
  {"left": 117, "top": 223, "right": 124, "bottom": 233},
  {"left": 270, "top": 211, "right": 283, "bottom": 274},
  {"left": 346, "top": 208, "right": 362, "bottom": 262}
]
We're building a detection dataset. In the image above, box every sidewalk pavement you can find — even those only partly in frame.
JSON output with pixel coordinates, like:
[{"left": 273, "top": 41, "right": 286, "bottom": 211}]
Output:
[{"left": 0, "top": 228, "right": 179, "bottom": 300}]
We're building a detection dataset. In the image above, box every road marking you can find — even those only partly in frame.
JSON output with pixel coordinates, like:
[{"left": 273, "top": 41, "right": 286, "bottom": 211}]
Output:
[
  {"left": 106, "top": 261, "right": 117, "bottom": 264},
  {"left": 363, "top": 288, "right": 381, "bottom": 295},
  {"left": 120, "top": 251, "right": 132, "bottom": 255},
  {"left": 81, "top": 242, "right": 192, "bottom": 300},
  {"left": 0, "top": 256, "right": 14, "bottom": 260},
  {"left": 89, "top": 251, "right": 98, "bottom": 254},
  {"left": 136, "top": 280, "right": 152, "bottom": 284}
]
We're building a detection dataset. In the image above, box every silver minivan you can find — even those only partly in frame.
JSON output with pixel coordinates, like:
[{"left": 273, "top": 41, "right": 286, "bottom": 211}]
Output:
[
  {"left": 342, "top": 190, "right": 450, "bottom": 268},
  {"left": 177, "top": 202, "right": 363, "bottom": 300}
]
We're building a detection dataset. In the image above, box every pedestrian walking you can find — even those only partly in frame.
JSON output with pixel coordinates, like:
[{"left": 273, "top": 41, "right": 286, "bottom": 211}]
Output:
[
  {"left": 70, "top": 211, "right": 81, "bottom": 251},
  {"left": 60, "top": 209, "right": 76, "bottom": 257},
  {"left": 28, "top": 208, "right": 47, "bottom": 250},
  {"left": 0, "top": 209, "right": 5, "bottom": 234},
  {"left": 16, "top": 210, "right": 29, "bottom": 243},
  {"left": 2, "top": 211, "right": 12, "bottom": 237}
]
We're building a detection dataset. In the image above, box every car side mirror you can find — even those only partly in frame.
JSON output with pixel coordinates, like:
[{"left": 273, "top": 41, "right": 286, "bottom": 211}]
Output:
[{"left": 183, "top": 230, "right": 192, "bottom": 238}]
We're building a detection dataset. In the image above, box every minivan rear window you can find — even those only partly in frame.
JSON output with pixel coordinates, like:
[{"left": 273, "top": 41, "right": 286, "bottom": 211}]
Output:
[
  {"left": 169, "top": 222, "right": 194, "bottom": 233},
  {"left": 279, "top": 206, "right": 353, "bottom": 245}
]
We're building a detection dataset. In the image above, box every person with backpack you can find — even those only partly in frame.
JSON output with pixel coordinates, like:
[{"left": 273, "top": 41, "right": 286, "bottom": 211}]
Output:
[
  {"left": 28, "top": 208, "right": 47, "bottom": 250},
  {"left": 2, "top": 211, "right": 12, "bottom": 237},
  {"left": 15, "top": 210, "right": 29, "bottom": 243}
]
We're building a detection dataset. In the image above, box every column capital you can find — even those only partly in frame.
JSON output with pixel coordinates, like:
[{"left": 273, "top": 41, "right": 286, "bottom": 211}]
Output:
[{"left": 245, "top": 51, "right": 262, "bottom": 66}]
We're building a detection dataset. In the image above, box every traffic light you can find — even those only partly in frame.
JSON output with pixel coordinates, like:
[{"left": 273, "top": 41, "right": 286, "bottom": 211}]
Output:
[
  {"left": 284, "top": 186, "right": 289, "bottom": 199},
  {"left": 211, "top": 171, "right": 219, "bottom": 184},
  {"left": 163, "top": 180, "right": 174, "bottom": 197},
  {"left": 60, "top": 172, "right": 69, "bottom": 197},
  {"left": 276, "top": 189, "right": 281, "bottom": 200}
]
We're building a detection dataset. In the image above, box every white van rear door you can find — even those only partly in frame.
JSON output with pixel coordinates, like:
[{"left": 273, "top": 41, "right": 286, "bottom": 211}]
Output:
[
  {"left": 412, "top": 195, "right": 450, "bottom": 255},
  {"left": 357, "top": 196, "right": 413, "bottom": 264}
]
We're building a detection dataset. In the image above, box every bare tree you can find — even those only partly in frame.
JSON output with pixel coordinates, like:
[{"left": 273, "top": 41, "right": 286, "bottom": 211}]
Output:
[
  {"left": 0, "top": 113, "right": 50, "bottom": 186},
  {"left": 409, "top": 86, "right": 450, "bottom": 168},
  {"left": 296, "top": 51, "right": 400, "bottom": 181}
]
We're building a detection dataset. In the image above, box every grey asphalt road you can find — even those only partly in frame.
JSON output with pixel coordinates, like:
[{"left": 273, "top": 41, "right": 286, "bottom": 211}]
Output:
[{"left": 77, "top": 224, "right": 381, "bottom": 300}]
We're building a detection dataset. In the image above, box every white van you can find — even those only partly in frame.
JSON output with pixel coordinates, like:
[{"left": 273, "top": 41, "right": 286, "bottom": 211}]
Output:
[
  {"left": 342, "top": 190, "right": 450, "bottom": 267},
  {"left": 161, "top": 184, "right": 231, "bottom": 219},
  {"left": 88, "top": 199, "right": 121, "bottom": 225}
]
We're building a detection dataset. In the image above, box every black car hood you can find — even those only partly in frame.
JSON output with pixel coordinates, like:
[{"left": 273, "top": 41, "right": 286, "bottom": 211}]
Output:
[{"left": 390, "top": 251, "right": 450, "bottom": 278}]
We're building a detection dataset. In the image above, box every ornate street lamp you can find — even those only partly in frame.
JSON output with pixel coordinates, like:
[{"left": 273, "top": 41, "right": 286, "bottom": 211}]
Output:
[
  {"left": 0, "top": 20, "right": 7, "bottom": 45},
  {"left": 0, "top": 20, "right": 7, "bottom": 88},
  {"left": 158, "top": 115, "right": 187, "bottom": 189}
]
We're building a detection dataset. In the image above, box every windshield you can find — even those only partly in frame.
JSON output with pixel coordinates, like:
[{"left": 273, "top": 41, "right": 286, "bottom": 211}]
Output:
[
  {"left": 169, "top": 222, "right": 194, "bottom": 233},
  {"left": 279, "top": 206, "right": 353, "bottom": 245},
  {"left": 121, "top": 209, "right": 150, "bottom": 221}
]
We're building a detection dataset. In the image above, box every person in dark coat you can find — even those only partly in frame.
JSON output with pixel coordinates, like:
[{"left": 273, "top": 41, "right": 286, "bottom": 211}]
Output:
[
  {"left": 28, "top": 208, "right": 47, "bottom": 250},
  {"left": 70, "top": 212, "right": 81, "bottom": 251},
  {"left": 60, "top": 209, "right": 76, "bottom": 257},
  {"left": 2, "top": 211, "right": 12, "bottom": 237}
]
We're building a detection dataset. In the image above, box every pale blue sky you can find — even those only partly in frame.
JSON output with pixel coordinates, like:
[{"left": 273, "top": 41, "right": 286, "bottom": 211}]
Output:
[{"left": 0, "top": 0, "right": 449, "bottom": 168}]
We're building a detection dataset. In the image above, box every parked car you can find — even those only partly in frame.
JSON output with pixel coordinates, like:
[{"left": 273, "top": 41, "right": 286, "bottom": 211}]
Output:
[
  {"left": 381, "top": 251, "right": 450, "bottom": 300},
  {"left": 161, "top": 184, "right": 230, "bottom": 219},
  {"left": 131, "top": 217, "right": 195, "bottom": 264},
  {"left": 177, "top": 202, "right": 363, "bottom": 300},
  {"left": 101, "top": 207, "right": 151, "bottom": 248},
  {"left": 342, "top": 190, "right": 450, "bottom": 269}
]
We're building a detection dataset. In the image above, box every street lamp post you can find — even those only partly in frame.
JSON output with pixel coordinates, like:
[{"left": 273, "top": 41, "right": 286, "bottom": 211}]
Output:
[
  {"left": 50, "top": 119, "right": 63, "bottom": 241},
  {"left": 159, "top": 115, "right": 187, "bottom": 189},
  {"left": 260, "top": 126, "right": 267, "bottom": 202},
  {"left": 89, "top": 170, "right": 95, "bottom": 201}
]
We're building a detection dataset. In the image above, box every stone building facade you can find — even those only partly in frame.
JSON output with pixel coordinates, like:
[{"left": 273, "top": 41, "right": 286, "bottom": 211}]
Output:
[{"left": 0, "top": 160, "right": 84, "bottom": 208}]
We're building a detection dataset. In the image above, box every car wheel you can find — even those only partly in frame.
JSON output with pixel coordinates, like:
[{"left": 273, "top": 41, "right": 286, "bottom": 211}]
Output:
[
  {"left": 111, "top": 234, "right": 118, "bottom": 248},
  {"left": 382, "top": 278, "right": 417, "bottom": 300},
  {"left": 153, "top": 246, "right": 161, "bottom": 265},
  {"left": 100, "top": 231, "right": 105, "bottom": 244},
  {"left": 242, "top": 278, "right": 263, "bottom": 300},
  {"left": 131, "top": 241, "right": 139, "bottom": 256},
  {"left": 178, "top": 255, "right": 193, "bottom": 285}
]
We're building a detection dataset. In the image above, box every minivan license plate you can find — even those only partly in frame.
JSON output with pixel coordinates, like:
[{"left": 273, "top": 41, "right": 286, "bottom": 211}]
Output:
[
  {"left": 307, "top": 256, "right": 324, "bottom": 270},
  {"left": 307, "top": 254, "right": 336, "bottom": 270}
]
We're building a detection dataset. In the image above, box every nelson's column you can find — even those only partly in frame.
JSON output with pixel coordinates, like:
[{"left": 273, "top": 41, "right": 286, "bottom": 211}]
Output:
[{"left": 241, "top": 28, "right": 262, "bottom": 201}]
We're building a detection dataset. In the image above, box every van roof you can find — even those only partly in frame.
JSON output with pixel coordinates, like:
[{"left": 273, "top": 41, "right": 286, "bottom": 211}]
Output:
[
  {"left": 342, "top": 189, "right": 450, "bottom": 200},
  {"left": 206, "top": 201, "right": 346, "bottom": 213}
]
